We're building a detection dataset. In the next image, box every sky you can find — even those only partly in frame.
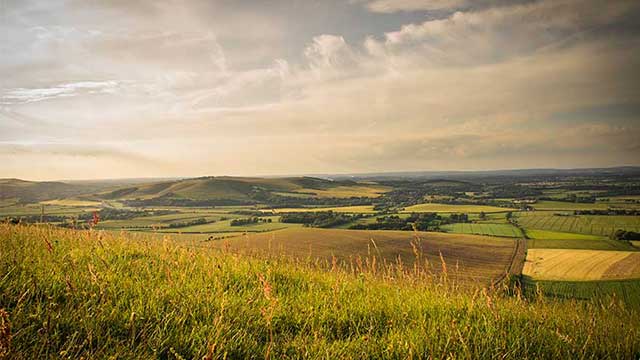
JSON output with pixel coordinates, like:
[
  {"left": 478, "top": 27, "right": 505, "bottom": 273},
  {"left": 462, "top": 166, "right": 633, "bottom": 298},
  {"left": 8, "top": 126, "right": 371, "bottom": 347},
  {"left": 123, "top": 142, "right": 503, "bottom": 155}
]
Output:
[{"left": 1, "top": 0, "right": 640, "bottom": 180}]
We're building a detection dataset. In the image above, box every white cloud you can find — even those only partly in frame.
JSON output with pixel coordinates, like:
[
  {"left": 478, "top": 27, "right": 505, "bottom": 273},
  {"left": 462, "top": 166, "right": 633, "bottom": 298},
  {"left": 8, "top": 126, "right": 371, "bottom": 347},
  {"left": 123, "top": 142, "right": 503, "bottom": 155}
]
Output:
[
  {"left": 2, "top": 0, "right": 639, "bottom": 178},
  {"left": 357, "top": 0, "right": 469, "bottom": 13},
  {"left": 1, "top": 81, "right": 122, "bottom": 104}
]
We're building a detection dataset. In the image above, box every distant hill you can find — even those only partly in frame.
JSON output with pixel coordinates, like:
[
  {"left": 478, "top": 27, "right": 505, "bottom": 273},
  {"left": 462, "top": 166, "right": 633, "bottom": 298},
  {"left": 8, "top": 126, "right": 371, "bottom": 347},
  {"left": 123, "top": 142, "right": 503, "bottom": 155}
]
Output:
[
  {"left": 0, "top": 179, "right": 88, "bottom": 203},
  {"left": 0, "top": 178, "right": 166, "bottom": 204},
  {"left": 87, "top": 176, "right": 388, "bottom": 205},
  {"left": 0, "top": 176, "right": 388, "bottom": 206},
  {"left": 322, "top": 166, "right": 640, "bottom": 181}
]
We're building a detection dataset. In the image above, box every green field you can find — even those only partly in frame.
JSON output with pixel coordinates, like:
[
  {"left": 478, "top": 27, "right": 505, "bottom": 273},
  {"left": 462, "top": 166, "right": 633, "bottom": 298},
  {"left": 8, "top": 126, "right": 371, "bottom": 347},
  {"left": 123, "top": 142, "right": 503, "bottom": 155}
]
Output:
[
  {"left": 440, "top": 223, "right": 523, "bottom": 238},
  {"left": 523, "top": 229, "right": 634, "bottom": 250},
  {"left": 516, "top": 212, "right": 640, "bottom": 237},
  {"left": 523, "top": 278, "right": 640, "bottom": 307},
  {"left": 0, "top": 203, "right": 99, "bottom": 217},
  {"left": 1, "top": 224, "right": 639, "bottom": 358},
  {"left": 525, "top": 229, "right": 605, "bottom": 240},
  {"left": 527, "top": 238, "right": 634, "bottom": 250},
  {"left": 532, "top": 200, "right": 639, "bottom": 211},
  {"left": 96, "top": 211, "right": 235, "bottom": 230},
  {"left": 402, "top": 203, "right": 515, "bottom": 213},
  {"left": 470, "top": 212, "right": 511, "bottom": 223}
]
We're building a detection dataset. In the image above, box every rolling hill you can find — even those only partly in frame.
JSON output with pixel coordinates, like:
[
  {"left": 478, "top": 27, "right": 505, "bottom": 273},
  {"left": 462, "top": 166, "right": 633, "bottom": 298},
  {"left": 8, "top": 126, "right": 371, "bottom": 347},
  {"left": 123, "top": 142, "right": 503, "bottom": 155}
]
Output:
[
  {"left": 0, "top": 178, "right": 88, "bottom": 203},
  {"left": 91, "top": 176, "right": 389, "bottom": 203},
  {"left": 1, "top": 176, "right": 389, "bottom": 207}
]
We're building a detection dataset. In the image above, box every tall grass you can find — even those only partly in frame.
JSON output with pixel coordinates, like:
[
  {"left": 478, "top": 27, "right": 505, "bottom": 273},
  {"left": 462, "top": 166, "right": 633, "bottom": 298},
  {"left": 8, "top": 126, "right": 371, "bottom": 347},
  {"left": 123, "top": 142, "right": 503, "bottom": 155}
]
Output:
[{"left": 0, "top": 224, "right": 638, "bottom": 359}]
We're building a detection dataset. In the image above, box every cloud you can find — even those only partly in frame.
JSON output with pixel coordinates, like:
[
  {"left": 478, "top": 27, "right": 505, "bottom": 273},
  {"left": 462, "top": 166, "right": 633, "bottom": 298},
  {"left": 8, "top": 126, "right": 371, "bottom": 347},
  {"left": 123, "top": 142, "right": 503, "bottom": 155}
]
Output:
[
  {"left": 0, "top": 142, "right": 160, "bottom": 162},
  {"left": 377, "top": 0, "right": 640, "bottom": 65},
  {"left": 2, "top": 0, "right": 639, "bottom": 179},
  {"left": 1, "top": 81, "right": 122, "bottom": 105},
  {"left": 356, "top": 0, "right": 470, "bottom": 13}
]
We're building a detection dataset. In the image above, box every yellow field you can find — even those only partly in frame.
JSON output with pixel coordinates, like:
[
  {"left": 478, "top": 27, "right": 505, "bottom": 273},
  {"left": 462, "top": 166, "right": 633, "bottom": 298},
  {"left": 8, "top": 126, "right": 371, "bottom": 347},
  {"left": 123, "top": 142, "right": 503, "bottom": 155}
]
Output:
[
  {"left": 40, "top": 199, "right": 103, "bottom": 207},
  {"left": 402, "top": 203, "right": 515, "bottom": 213},
  {"left": 263, "top": 205, "right": 376, "bottom": 214},
  {"left": 523, "top": 249, "right": 640, "bottom": 281},
  {"left": 297, "top": 185, "right": 390, "bottom": 198}
]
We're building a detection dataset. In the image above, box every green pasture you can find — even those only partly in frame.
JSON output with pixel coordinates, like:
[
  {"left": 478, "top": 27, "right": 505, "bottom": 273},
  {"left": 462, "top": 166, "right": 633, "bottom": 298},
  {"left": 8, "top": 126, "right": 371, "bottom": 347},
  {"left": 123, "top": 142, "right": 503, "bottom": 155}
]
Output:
[
  {"left": 402, "top": 203, "right": 515, "bottom": 213},
  {"left": 532, "top": 200, "right": 639, "bottom": 211},
  {"left": 440, "top": 223, "right": 523, "bottom": 238},
  {"left": 516, "top": 212, "right": 640, "bottom": 237},
  {"left": 522, "top": 277, "right": 640, "bottom": 308}
]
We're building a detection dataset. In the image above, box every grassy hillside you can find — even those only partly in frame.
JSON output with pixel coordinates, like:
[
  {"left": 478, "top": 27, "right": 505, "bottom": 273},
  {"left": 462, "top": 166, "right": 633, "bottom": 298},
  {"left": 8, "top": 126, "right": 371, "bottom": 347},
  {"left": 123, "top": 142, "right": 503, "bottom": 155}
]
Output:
[
  {"left": 0, "top": 224, "right": 639, "bottom": 358},
  {"left": 0, "top": 179, "right": 85, "bottom": 203},
  {"left": 93, "top": 176, "right": 388, "bottom": 202}
]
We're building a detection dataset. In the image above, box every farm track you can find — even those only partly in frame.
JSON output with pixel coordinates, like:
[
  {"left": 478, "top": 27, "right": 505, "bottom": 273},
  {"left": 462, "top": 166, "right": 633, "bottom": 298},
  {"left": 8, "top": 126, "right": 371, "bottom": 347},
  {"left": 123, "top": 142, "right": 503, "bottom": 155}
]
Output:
[{"left": 492, "top": 238, "right": 526, "bottom": 288}]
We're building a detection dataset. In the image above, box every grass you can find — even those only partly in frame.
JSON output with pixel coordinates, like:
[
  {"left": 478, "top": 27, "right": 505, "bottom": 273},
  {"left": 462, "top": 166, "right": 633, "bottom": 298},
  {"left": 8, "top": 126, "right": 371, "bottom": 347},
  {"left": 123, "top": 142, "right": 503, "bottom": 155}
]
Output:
[
  {"left": 440, "top": 223, "right": 523, "bottom": 238},
  {"left": 523, "top": 249, "right": 640, "bottom": 281},
  {"left": 1, "top": 224, "right": 640, "bottom": 358},
  {"left": 516, "top": 212, "right": 640, "bottom": 237},
  {"left": 401, "top": 203, "right": 515, "bottom": 213},
  {"left": 210, "top": 228, "right": 519, "bottom": 286}
]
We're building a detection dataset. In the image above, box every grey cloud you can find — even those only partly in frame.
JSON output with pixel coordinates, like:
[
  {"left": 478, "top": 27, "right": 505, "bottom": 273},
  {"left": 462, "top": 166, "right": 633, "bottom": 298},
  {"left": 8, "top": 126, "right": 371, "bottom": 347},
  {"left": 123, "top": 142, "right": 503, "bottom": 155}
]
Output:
[{"left": 358, "top": 0, "right": 470, "bottom": 13}]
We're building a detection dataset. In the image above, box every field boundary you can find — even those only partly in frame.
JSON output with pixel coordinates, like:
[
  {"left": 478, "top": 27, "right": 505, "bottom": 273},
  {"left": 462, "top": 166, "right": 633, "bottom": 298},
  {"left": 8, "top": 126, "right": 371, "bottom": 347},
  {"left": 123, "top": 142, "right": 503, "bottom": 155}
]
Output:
[{"left": 492, "top": 238, "right": 526, "bottom": 288}]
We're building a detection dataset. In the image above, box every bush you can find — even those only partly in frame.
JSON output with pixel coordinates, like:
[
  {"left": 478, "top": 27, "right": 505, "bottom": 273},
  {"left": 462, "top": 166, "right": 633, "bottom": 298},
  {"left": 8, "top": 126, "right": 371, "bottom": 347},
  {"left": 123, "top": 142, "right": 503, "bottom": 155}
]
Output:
[{"left": 613, "top": 230, "right": 640, "bottom": 241}]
